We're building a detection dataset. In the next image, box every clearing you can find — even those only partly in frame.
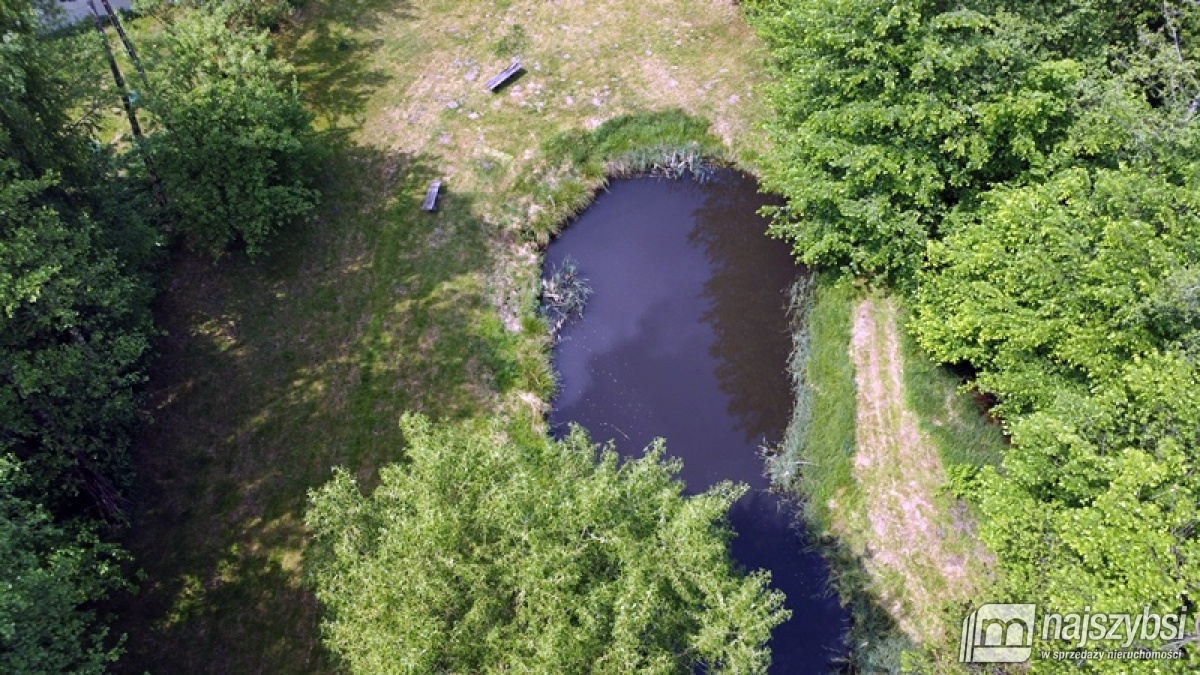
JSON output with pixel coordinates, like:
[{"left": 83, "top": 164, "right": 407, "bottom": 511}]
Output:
[{"left": 112, "top": 0, "right": 769, "bottom": 672}]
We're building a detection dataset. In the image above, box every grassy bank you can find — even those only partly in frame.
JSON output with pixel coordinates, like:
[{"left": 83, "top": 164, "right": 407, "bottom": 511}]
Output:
[
  {"left": 112, "top": 0, "right": 771, "bottom": 672},
  {"left": 774, "top": 277, "right": 1008, "bottom": 672},
  {"left": 897, "top": 309, "right": 1007, "bottom": 473}
]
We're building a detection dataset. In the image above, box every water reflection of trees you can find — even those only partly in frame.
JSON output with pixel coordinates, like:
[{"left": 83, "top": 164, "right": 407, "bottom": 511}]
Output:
[{"left": 688, "top": 172, "right": 799, "bottom": 445}]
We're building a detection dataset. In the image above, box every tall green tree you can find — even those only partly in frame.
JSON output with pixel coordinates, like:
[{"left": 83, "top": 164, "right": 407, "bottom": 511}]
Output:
[
  {"left": 745, "top": 0, "right": 1137, "bottom": 282},
  {"left": 0, "top": 164, "right": 153, "bottom": 512},
  {"left": 1, "top": 0, "right": 155, "bottom": 512},
  {"left": 0, "top": 0, "right": 93, "bottom": 185},
  {"left": 915, "top": 168, "right": 1200, "bottom": 668},
  {"left": 145, "top": 6, "right": 317, "bottom": 257},
  {"left": 0, "top": 455, "right": 130, "bottom": 674},
  {"left": 307, "top": 414, "right": 789, "bottom": 674}
]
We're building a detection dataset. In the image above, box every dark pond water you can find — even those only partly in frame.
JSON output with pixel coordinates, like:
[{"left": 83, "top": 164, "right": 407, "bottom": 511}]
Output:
[{"left": 546, "top": 170, "right": 848, "bottom": 673}]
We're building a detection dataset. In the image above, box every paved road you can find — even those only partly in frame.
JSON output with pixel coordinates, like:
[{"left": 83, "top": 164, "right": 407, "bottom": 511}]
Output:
[{"left": 52, "top": 0, "right": 133, "bottom": 23}]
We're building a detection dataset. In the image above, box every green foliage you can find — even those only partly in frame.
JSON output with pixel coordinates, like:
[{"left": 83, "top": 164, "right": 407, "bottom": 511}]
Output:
[
  {"left": 521, "top": 110, "right": 726, "bottom": 240},
  {"left": 136, "top": 0, "right": 301, "bottom": 29},
  {"left": 763, "top": 275, "right": 816, "bottom": 490},
  {"left": 145, "top": 6, "right": 318, "bottom": 257},
  {"left": 771, "top": 276, "right": 857, "bottom": 533},
  {"left": 914, "top": 168, "right": 1200, "bottom": 668},
  {"left": 971, "top": 356, "right": 1200, "bottom": 670},
  {"left": 916, "top": 166, "right": 1200, "bottom": 415},
  {"left": 746, "top": 0, "right": 1130, "bottom": 282},
  {"left": 0, "top": 0, "right": 156, "bottom": 510},
  {"left": 0, "top": 4, "right": 157, "bottom": 671},
  {"left": 0, "top": 455, "right": 130, "bottom": 674},
  {"left": 212, "top": 0, "right": 300, "bottom": 29},
  {"left": 744, "top": 0, "right": 1065, "bottom": 278},
  {"left": 307, "top": 413, "right": 789, "bottom": 674},
  {"left": 0, "top": 0, "right": 91, "bottom": 184},
  {"left": 753, "top": 0, "right": 1200, "bottom": 667},
  {"left": 0, "top": 165, "right": 153, "bottom": 507},
  {"left": 897, "top": 307, "right": 1006, "bottom": 471}
]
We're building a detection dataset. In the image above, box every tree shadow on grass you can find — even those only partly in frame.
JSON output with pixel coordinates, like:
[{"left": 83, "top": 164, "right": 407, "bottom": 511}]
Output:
[
  {"left": 110, "top": 129, "right": 522, "bottom": 672},
  {"left": 278, "top": 0, "right": 416, "bottom": 129},
  {"left": 815, "top": 534, "right": 927, "bottom": 674}
]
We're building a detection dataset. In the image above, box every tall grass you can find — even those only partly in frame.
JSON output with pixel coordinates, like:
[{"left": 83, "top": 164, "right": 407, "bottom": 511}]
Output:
[
  {"left": 606, "top": 143, "right": 712, "bottom": 181},
  {"left": 763, "top": 274, "right": 814, "bottom": 487},
  {"left": 519, "top": 110, "right": 729, "bottom": 241},
  {"left": 771, "top": 274, "right": 858, "bottom": 533},
  {"left": 897, "top": 310, "right": 1007, "bottom": 471}
]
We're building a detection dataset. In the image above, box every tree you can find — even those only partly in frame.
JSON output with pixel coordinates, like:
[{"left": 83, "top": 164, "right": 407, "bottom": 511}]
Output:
[
  {"left": 744, "top": 0, "right": 1137, "bottom": 282},
  {"left": 0, "top": 164, "right": 154, "bottom": 513},
  {"left": 1, "top": 0, "right": 156, "bottom": 515},
  {"left": 913, "top": 166, "right": 1199, "bottom": 415},
  {"left": 962, "top": 354, "right": 1200, "bottom": 672},
  {"left": 306, "top": 414, "right": 789, "bottom": 674},
  {"left": 0, "top": 455, "right": 130, "bottom": 674},
  {"left": 145, "top": 7, "right": 318, "bottom": 257},
  {"left": 0, "top": 0, "right": 93, "bottom": 186}
]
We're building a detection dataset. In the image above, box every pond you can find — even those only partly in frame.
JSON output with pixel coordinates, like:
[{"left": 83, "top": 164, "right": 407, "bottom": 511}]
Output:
[{"left": 545, "top": 170, "right": 848, "bottom": 673}]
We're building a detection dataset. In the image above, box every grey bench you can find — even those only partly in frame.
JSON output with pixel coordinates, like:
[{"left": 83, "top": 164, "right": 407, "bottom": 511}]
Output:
[
  {"left": 422, "top": 180, "right": 441, "bottom": 211},
  {"left": 485, "top": 59, "right": 523, "bottom": 92}
]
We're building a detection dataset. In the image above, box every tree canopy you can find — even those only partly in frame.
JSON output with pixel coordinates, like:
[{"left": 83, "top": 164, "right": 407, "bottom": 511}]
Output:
[
  {"left": 145, "top": 5, "right": 318, "bottom": 257},
  {"left": 748, "top": 0, "right": 1146, "bottom": 283},
  {"left": 751, "top": 0, "right": 1200, "bottom": 669},
  {"left": 0, "top": 455, "right": 129, "bottom": 674},
  {"left": 307, "top": 414, "right": 789, "bottom": 674}
]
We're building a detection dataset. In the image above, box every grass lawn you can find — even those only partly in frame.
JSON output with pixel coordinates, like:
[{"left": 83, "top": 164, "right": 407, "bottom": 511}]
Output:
[{"left": 111, "top": 0, "right": 771, "bottom": 672}]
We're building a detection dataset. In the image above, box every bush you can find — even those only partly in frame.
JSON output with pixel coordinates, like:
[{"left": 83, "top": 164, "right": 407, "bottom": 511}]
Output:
[{"left": 146, "top": 7, "right": 318, "bottom": 257}]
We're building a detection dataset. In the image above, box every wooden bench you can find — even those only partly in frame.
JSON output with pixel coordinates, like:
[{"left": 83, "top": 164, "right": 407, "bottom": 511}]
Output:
[
  {"left": 485, "top": 59, "right": 522, "bottom": 92},
  {"left": 422, "top": 180, "right": 441, "bottom": 211}
]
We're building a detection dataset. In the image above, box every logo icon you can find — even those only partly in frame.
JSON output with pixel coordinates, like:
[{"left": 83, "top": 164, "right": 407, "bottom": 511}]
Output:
[{"left": 959, "top": 604, "right": 1036, "bottom": 663}]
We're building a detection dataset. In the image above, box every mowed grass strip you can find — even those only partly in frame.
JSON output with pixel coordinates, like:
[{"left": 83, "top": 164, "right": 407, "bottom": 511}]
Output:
[
  {"left": 843, "top": 296, "right": 994, "bottom": 648},
  {"left": 779, "top": 281, "right": 1006, "bottom": 671},
  {"left": 114, "top": 0, "right": 771, "bottom": 672}
]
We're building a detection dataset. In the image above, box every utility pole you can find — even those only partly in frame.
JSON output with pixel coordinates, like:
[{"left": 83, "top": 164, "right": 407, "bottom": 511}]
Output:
[
  {"left": 87, "top": 0, "right": 141, "bottom": 139},
  {"left": 87, "top": 0, "right": 168, "bottom": 209},
  {"left": 97, "top": 0, "right": 147, "bottom": 86}
]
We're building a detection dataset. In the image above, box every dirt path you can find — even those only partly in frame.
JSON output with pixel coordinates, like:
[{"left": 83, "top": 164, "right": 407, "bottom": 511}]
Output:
[{"left": 841, "top": 296, "right": 991, "bottom": 644}]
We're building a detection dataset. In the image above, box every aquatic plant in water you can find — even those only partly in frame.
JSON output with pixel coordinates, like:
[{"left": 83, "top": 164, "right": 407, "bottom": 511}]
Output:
[
  {"left": 541, "top": 256, "right": 593, "bottom": 339},
  {"left": 607, "top": 142, "right": 714, "bottom": 182}
]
